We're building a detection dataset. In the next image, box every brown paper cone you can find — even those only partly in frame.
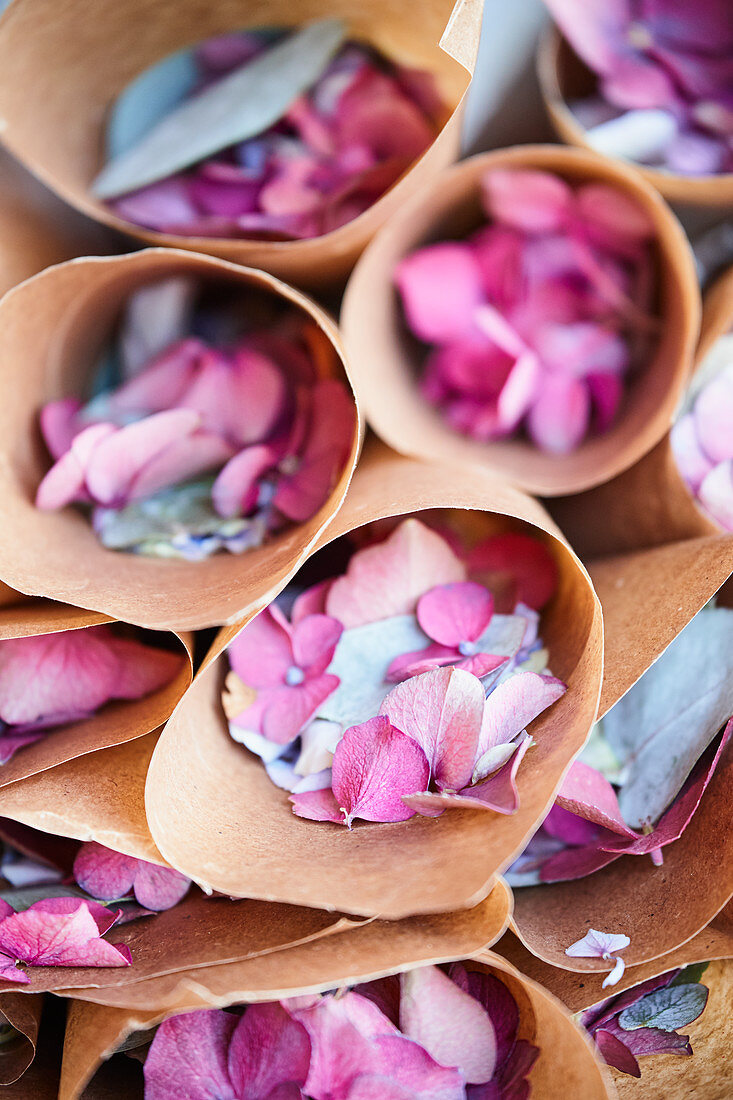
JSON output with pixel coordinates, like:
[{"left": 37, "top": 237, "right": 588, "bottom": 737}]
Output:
[
  {"left": 145, "top": 440, "right": 602, "bottom": 918},
  {"left": 548, "top": 266, "right": 733, "bottom": 557},
  {"left": 0, "top": 248, "right": 362, "bottom": 631},
  {"left": 0, "top": 0, "right": 483, "bottom": 290},
  {"left": 537, "top": 28, "right": 733, "bottom": 209},
  {"left": 0, "top": 1000, "right": 62, "bottom": 1099},
  {"left": 341, "top": 144, "right": 700, "bottom": 497},
  {"left": 0, "top": 992, "right": 42, "bottom": 1084},
  {"left": 59, "top": 942, "right": 614, "bottom": 1100},
  {"left": 0, "top": 593, "right": 192, "bottom": 789}
]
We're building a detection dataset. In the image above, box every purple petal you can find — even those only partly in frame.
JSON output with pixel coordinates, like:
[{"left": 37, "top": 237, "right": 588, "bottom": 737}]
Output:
[
  {"left": 331, "top": 715, "right": 430, "bottom": 825},
  {"left": 593, "top": 1029, "right": 641, "bottom": 1077},
  {"left": 132, "top": 861, "right": 191, "bottom": 911},
  {"left": 555, "top": 760, "right": 638, "bottom": 837}
]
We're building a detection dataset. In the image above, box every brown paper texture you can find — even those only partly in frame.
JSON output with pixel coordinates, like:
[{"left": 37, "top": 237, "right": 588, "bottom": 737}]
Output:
[
  {"left": 548, "top": 267, "right": 733, "bottom": 557},
  {"left": 60, "top": 934, "right": 614, "bottom": 1100},
  {"left": 0, "top": 992, "right": 42, "bottom": 1084},
  {"left": 341, "top": 144, "right": 700, "bottom": 497},
  {"left": 0, "top": 594, "right": 192, "bottom": 789},
  {"left": 145, "top": 440, "right": 602, "bottom": 918},
  {"left": 0, "top": 0, "right": 483, "bottom": 290},
  {"left": 0, "top": 248, "right": 362, "bottom": 631},
  {"left": 537, "top": 28, "right": 733, "bottom": 208}
]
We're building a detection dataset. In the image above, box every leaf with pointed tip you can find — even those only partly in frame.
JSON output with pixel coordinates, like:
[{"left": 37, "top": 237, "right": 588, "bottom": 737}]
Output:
[
  {"left": 618, "top": 983, "right": 709, "bottom": 1033},
  {"left": 593, "top": 1029, "right": 641, "bottom": 1077}
]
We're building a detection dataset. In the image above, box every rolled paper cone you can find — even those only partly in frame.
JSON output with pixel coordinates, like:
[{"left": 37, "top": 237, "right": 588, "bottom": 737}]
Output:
[
  {"left": 145, "top": 439, "right": 602, "bottom": 918},
  {"left": 510, "top": 548, "right": 733, "bottom": 971},
  {"left": 0, "top": 1000, "right": 62, "bottom": 1099},
  {"left": 59, "top": 941, "right": 613, "bottom": 1100},
  {"left": 0, "top": 248, "right": 362, "bottom": 631},
  {"left": 0, "top": 590, "right": 192, "bottom": 789},
  {"left": 0, "top": 992, "right": 42, "bottom": 1085},
  {"left": 549, "top": 266, "right": 733, "bottom": 558},
  {"left": 0, "top": 0, "right": 484, "bottom": 290},
  {"left": 341, "top": 144, "right": 700, "bottom": 497},
  {"left": 537, "top": 27, "right": 733, "bottom": 209}
]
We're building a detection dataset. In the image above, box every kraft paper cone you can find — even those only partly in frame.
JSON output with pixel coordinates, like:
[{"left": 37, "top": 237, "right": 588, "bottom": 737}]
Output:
[
  {"left": 0, "top": 248, "right": 362, "bottom": 632},
  {"left": 495, "top": 901, "right": 733, "bottom": 1014},
  {"left": 549, "top": 268, "right": 733, "bottom": 558},
  {"left": 59, "top": 944, "right": 614, "bottom": 1100},
  {"left": 0, "top": 992, "right": 42, "bottom": 1084},
  {"left": 0, "top": 594, "right": 192, "bottom": 789},
  {"left": 537, "top": 28, "right": 733, "bottom": 209},
  {"left": 341, "top": 145, "right": 700, "bottom": 497},
  {"left": 0, "top": 0, "right": 483, "bottom": 290},
  {"left": 145, "top": 440, "right": 602, "bottom": 918}
]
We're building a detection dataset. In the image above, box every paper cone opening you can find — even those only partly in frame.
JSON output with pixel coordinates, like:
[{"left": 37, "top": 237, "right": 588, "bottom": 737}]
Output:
[
  {"left": 341, "top": 144, "right": 700, "bottom": 497},
  {"left": 145, "top": 442, "right": 602, "bottom": 918},
  {"left": 0, "top": 0, "right": 482, "bottom": 288},
  {"left": 60, "top": 939, "right": 612, "bottom": 1100},
  {"left": 537, "top": 28, "right": 733, "bottom": 209},
  {"left": 0, "top": 993, "right": 42, "bottom": 1085},
  {"left": 0, "top": 248, "right": 362, "bottom": 631}
]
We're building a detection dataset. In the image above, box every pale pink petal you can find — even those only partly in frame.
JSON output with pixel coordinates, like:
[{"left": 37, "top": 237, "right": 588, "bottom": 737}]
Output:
[
  {"left": 331, "top": 715, "right": 430, "bottom": 825},
  {"left": 40, "top": 398, "right": 83, "bottom": 459},
  {"left": 565, "top": 928, "right": 630, "bottom": 959},
  {"left": 291, "top": 580, "right": 334, "bottom": 624},
  {"left": 417, "top": 582, "right": 494, "bottom": 647},
  {"left": 395, "top": 242, "right": 484, "bottom": 344},
  {"left": 576, "top": 184, "right": 653, "bottom": 250},
  {"left": 133, "top": 861, "right": 191, "bottom": 911},
  {"left": 477, "top": 672, "right": 566, "bottom": 757},
  {"left": 228, "top": 608, "right": 293, "bottom": 690},
  {"left": 671, "top": 414, "right": 715, "bottom": 493},
  {"left": 227, "top": 1002, "right": 310, "bottom": 1098},
  {"left": 474, "top": 302, "right": 528, "bottom": 359},
  {"left": 143, "top": 1009, "right": 237, "bottom": 1100},
  {"left": 556, "top": 761, "right": 639, "bottom": 838},
  {"left": 466, "top": 533, "right": 558, "bottom": 611},
  {"left": 290, "top": 786, "right": 343, "bottom": 822},
  {"left": 482, "top": 169, "right": 573, "bottom": 233},
  {"left": 212, "top": 444, "right": 279, "bottom": 517},
  {"left": 399, "top": 965, "right": 497, "bottom": 1083},
  {"left": 102, "top": 635, "right": 184, "bottom": 699},
  {"left": 290, "top": 615, "right": 343, "bottom": 675},
  {"left": 497, "top": 353, "right": 542, "bottom": 433},
  {"left": 381, "top": 667, "right": 485, "bottom": 791},
  {"left": 128, "top": 429, "right": 234, "bottom": 500},
  {"left": 0, "top": 900, "right": 130, "bottom": 967},
  {"left": 527, "top": 374, "right": 591, "bottom": 454},
  {"left": 262, "top": 674, "right": 340, "bottom": 744},
  {"left": 73, "top": 841, "right": 138, "bottom": 900},
  {"left": 698, "top": 460, "right": 733, "bottom": 530},
  {"left": 105, "top": 338, "right": 204, "bottom": 416},
  {"left": 693, "top": 368, "right": 733, "bottom": 463},
  {"left": 326, "top": 519, "right": 466, "bottom": 629},
  {"left": 35, "top": 423, "right": 116, "bottom": 510}
]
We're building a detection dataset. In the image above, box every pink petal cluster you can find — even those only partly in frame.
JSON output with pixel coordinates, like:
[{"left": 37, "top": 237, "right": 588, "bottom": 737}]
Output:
[
  {"left": 110, "top": 35, "right": 443, "bottom": 240},
  {"left": 545, "top": 0, "right": 733, "bottom": 176},
  {"left": 143, "top": 963, "right": 537, "bottom": 1100},
  {"left": 36, "top": 329, "right": 355, "bottom": 550},
  {"left": 73, "top": 841, "right": 191, "bottom": 911},
  {"left": 672, "top": 359, "right": 733, "bottom": 530},
  {"left": 0, "top": 896, "right": 130, "bottom": 984},
  {"left": 0, "top": 625, "right": 182, "bottom": 764},
  {"left": 396, "top": 168, "right": 656, "bottom": 454}
]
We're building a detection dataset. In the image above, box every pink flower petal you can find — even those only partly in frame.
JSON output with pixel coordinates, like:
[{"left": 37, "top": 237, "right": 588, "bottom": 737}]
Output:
[
  {"left": 132, "top": 861, "right": 191, "bottom": 911},
  {"left": 395, "top": 242, "right": 484, "bottom": 345},
  {"left": 565, "top": 928, "right": 630, "bottom": 959},
  {"left": 261, "top": 674, "right": 340, "bottom": 745},
  {"left": 39, "top": 399, "right": 83, "bottom": 460},
  {"left": 399, "top": 965, "right": 497, "bottom": 1084},
  {"left": 477, "top": 672, "right": 566, "bottom": 757},
  {"left": 35, "top": 423, "right": 116, "bottom": 510},
  {"left": 466, "top": 533, "right": 558, "bottom": 611},
  {"left": 330, "top": 715, "right": 430, "bottom": 825},
  {"left": 73, "top": 842, "right": 137, "bottom": 901},
  {"left": 336, "top": 68, "right": 435, "bottom": 161},
  {"left": 527, "top": 374, "right": 591, "bottom": 455},
  {"left": 227, "top": 1003, "right": 311, "bottom": 1098},
  {"left": 539, "top": 844, "right": 621, "bottom": 882},
  {"left": 290, "top": 615, "right": 343, "bottom": 676},
  {"left": 555, "top": 761, "right": 639, "bottom": 838},
  {"left": 181, "top": 348, "right": 286, "bottom": 447},
  {"left": 416, "top": 582, "right": 494, "bottom": 647},
  {"left": 671, "top": 414, "right": 715, "bottom": 494},
  {"left": 404, "top": 734, "right": 530, "bottom": 816},
  {"left": 30, "top": 895, "right": 119, "bottom": 937},
  {"left": 290, "top": 786, "right": 344, "bottom": 822},
  {"left": 326, "top": 519, "right": 466, "bottom": 629},
  {"left": 143, "top": 1009, "right": 238, "bottom": 1100},
  {"left": 381, "top": 667, "right": 485, "bottom": 791},
  {"left": 102, "top": 634, "right": 184, "bottom": 700},
  {"left": 291, "top": 580, "right": 333, "bottom": 623},
  {"left": 0, "top": 900, "right": 130, "bottom": 968},
  {"left": 576, "top": 184, "right": 653, "bottom": 250},
  {"left": 497, "top": 353, "right": 542, "bottom": 434},
  {"left": 482, "top": 169, "right": 573, "bottom": 233},
  {"left": 692, "top": 366, "right": 733, "bottom": 463},
  {"left": 228, "top": 608, "right": 293, "bottom": 690},
  {"left": 113, "top": 178, "right": 199, "bottom": 233},
  {"left": 698, "top": 459, "right": 733, "bottom": 531},
  {"left": 128, "top": 428, "right": 234, "bottom": 501},
  {"left": 105, "top": 338, "right": 204, "bottom": 417},
  {"left": 212, "top": 444, "right": 278, "bottom": 517}
]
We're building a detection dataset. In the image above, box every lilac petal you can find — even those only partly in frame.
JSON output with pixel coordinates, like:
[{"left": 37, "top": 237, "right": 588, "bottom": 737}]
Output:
[
  {"left": 132, "top": 861, "right": 191, "bottom": 911},
  {"left": 400, "top": 965, "right": 497, "bottom": 1084},
  {"left": 482, "top": 169, "right": 573, "bottom": 233},
  {"left": 228, "top": 1003, "right": 310, "bottom": 1099},
  {"left": 331, "top": 715, "right": 430, "bottom": 825},
  {"left": 593, "top": 1029, "right": 641, "bottom": 1077},
  {"left": 477, "top": 672, "right": 566, "bottom": 757},
  {"left": 143, "top": 1009, "right": 238, "bottom": 1100},
  {"left": 212, "top": 444, "right": 279, "bottom": 517},
  {"left": 290, "top": 786, "right": 344, "bottom": 822},
  {"left": 698, "top": 460, "right": 733, "bottom": 530},
  {"left": 113, "top": 177, "right": 199, "bottom": 233},
  {"left": 35, "top": 422, "right": 116, "bottom": 510},
  {"left": 416, "top": 582, "right": 494, "bottom": 647},
  {"left": 555, "top": 761, "right": 638, "bottom": 838},
  {"left": 527, "top": 374, "right": 591, "bottom": 455},
  {"left": 73, "top": 841, "right": 137, "bottom": 901},
  {"left": 671, "top": 414, "right": 715, "bottom": 493},
  {"left": 228, "top": 608, "right": 294, "bottom": 690},
  {"left": 536, "top": 0, "right": 630, "bottom": 80},
  {"left": 395, "top": 242, "right": 484, "bottom": 345},
  {"left": 40, "top": 399, "right": 83, "bottom": 460},
  {"left": 0, "top": 900, "right": 130, "bottom": 967},
  {"left": 603, "top": 956, "right": 626, "bottom": 988},
  {"left": 565, "top": 929, "right": 630, "bottom": 959},
  {"left": 381, "top": 667, "right": 485, "bottom": 791}
]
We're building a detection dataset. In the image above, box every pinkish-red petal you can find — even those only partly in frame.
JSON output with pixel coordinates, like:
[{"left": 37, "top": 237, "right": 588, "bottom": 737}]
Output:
[
  {"left": 228, "top": 1003, "right": 311, "bottom": 1098},
  {"left": 416, "top": 582, "right": 494, "bottom": 647},
  {"left": 466, "top": 533, "right": 558, "bottom": 611},
  {"left": 73, "top": 841, "right": 138, "bottom": 901},
  {"left": 331, "top": 715, "right": 429, "bottom": 825}
]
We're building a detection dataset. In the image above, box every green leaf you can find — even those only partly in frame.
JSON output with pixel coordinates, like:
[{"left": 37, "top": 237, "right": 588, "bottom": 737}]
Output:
[
  {"left": 671, "top": 962, "right": 709, "bottom": 986},
  {"left": 0, "top": 884, "right": 88, "bottom": 912},
  {"left": 92, "top": 19, "right": 346, "bottom": 198},
  {"left": 618, "top": 983, "right": 709, "bottom": 1033}
]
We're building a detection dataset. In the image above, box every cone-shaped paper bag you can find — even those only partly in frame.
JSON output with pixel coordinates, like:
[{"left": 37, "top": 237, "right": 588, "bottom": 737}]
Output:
[
  {"left": 146, "top": 440, "right": 602, "bottom": 918},
  {"left": 0, "top": 0, "right": 483, "bottom": 289},
  {"left": 341, "top": 145, "right": 699, "bottom": 497},
  {"left": 0, "top": 997, "right": 63, "bottom": 1099},
  {"left": 537, "top": 28, "right": 733, "bottom": 209},
  {"left": 549, "top": 268, "right": 733, "bottom": 558},
  {"left": 0, "top": 248, "right": 361, "bottom": 631},
  {"left": 0, "top": 591, "right": 192, "bottom": 789},
  {"left": 0, "top": 992, "right": 42, "bottom": 1084},
  {"left": 510, "top": 548, "right": 733, "bottom": 972},
  {"left": 60, "top": 945, "right": 614, "bottom": 1100}
]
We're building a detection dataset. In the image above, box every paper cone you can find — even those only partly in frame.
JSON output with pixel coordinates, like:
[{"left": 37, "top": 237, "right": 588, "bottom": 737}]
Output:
[
  {"left": 0, "top": 992, "right": 42, "bottom": 1084},
  {"left": 0, "top": 248, "right": 362, "bottom": 631},
  {"left": 59, "top": 942, "right": 614, "bottom": 1100},
  {"left": 509, "top": 541, "right": 733, "bottom": 971},
  {"left": 537, "top": 27, "right": 733, "bottom": 208},
  {"left": 548, "top": 266, "right": 733, "bottom": 557},
  {"left": 0, "top": 998, "right": 63, "bottom": 1099},
  {"left": 145, "top": 440, "right": 602, "bottom": 918},
  {"left": 0, "top": 593, "right": 192, "bottom": 789},
  {"left": 341, "top": 144, "right": 700, "bottom": 497},
  {"left": 0, "top": 0, "right": 484, "bottom": 290}
]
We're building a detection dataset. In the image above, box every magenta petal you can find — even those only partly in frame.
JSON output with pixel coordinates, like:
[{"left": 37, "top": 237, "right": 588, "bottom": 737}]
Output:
[
  {"left": 39, "top": 399, "right": 83, "bottom": 460},
  {"left": 228, "top": 608, "right": 293, "bottom": 690},
  {"left": 331, "top": 715, "right": 430, "bottom": 825},
  {"left": 482, "top": 169, "right": 573, "bottom": 233},
  {"left": 540, "top": 844, "right": 622, "bottom": 882},
  {"left": 227, "top": 1003, "right": 310, "bottom": 1099},
  {"left": 262, "top": 674, "right": 340, "bottom": 744},
  {"left": 0, "top": 960, "right": 30, "bottom": 984},
  {"left": 29, "top": 895, "right": 119, "bottom": 937},
  {"left": 132, "top": 861, "right": 191, "bottom": 911},
  {"left": 290, "top": 614, "right": 343, "bottom": 676},
  {"left": 395, "top": 242, "right": 484, "bottom": 345},
  {"left": 113, "top": 178, "right": 199, "bottom": 233},
  {"left": 542, "top": 804, "right": 602, "bottom": 845},
  {"left": 381, "top": 667, "right": 485, "bottom": 791},
  {"left": 416, "top": 582, "right": 494, "bottom": 647},
  {"left": 366, "top": 1034, "right": 466, "bottom": 1100},
  {"left": 212, "top": 444, "right": 278, "bottom": 517},
  {"left": 593, "top": 1029, "right": 641, "bottom": 1078},
  {"left": 527, "top": 374, "right": 591, "bottom": 455},
  {"left": 556, "top": 761, "right": 639, "bottom": 838},
  {"left": 290, "top": 786, "right": 344, "bottom": 823},
  {"left": 385, "top": 644, "right": 461, "bottom": 683},
  {"left": 0, "top": 900, "right": 130, "bottom": 967},
  {"left": 462, "top": 735, "right": 531, "bottom": 814},
  {"left": 587, "top": 371, "right": 623, "bottom": 435},
  {"left": 478, "top": 672, "right": 566, "bottom": 757},
  {"left": 35, "top": 422, "right": 116, "bottom": 510},
  {"left": 143, "top": 1009, "right": 238, "bottom": 1100},
  {"left": 73, "top": 842, "right": 137, "bottom": 901}
]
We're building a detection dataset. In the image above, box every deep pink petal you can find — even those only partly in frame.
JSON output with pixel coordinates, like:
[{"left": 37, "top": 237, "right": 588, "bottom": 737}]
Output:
[
  {"left": 28, "top": 895, "right": 119, "bottom": 937},
  {"left": 262, "top": 674, "right": 340, "bottom": 744},
  {"left": 466, "top": 533, "right": 558, "bottom": 611},
  {"left": 212, "top": 444, "right": 279, "bottom": 517},
  {"left": 143, "top": 1009, "right": 238, "bottom": 1100},
  {"left": 587, "top": 371, "right": 624, "bottom": 434},
  {"left": 73, "top": 842, "right": 138, "bottom": 901},
  {"left": 133, "top": 861, "right": 191, "bottom": 911},
  {"left": 228, "top": 1003, "right": 310, "bottom": 1099},
  {"left": 416, "top": 582, "right": 494, "bottom": 647},
  {"left": 593, "top": 1030, "right": 640, "bottom": 1078},
  {"left": 228, "top": 609, "right": 294, "bottom": 690},
  {"left": 477, "top": 672, "right": 566, "bottom": 757},
  {"left": 0, "top": 901, "right": 130, "bottom": 967},
  {"left": 385, "top": 643, "right": 462, "bottom": 683},
  {"left": 395, "top": 242, "right": 484, "bottom": 345},
  {"left": 543, "top": 804, "right": 603, "bottom": 845},
  {"left": 539, "top": 844, "right": 621, "bottom": 882},
  {"left": 403, "top": 735, "right": 531, "bottom": 816},
  {"left": 290, "top": 614, "right": 343, "bottom": 675},
  {"left": 482, "top": 169, "right": 573, "bottom": 233},
  {"left": 331, "top": 715, "right": 430, "bottom": 825},
  {"left": 336, "top": 68, "right": 435, "bottom": 161}
]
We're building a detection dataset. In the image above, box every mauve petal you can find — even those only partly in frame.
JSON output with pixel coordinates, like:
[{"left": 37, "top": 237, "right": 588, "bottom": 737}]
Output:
[
  {"left": 671, "top": 414, "right": 715, "bottom": 493},
  {"left": 143, "top": 1009, "right": 238, "bottom": 1100},
  {"left": 336, "top": 68, "right": 435, "bottom": 161},
  {"left": 0, "top": 731, "right": 46, "bottom": 764},
  {"left": 133, "top": 861, "right": 191, "bottom": 910},
  {"left": 291, "top": 580, "right": 334, "bottom": 624},
  {"left": 540, "top": 844, "right": 621, "bottom": 882},
  {"left": 290, "top": 614, "right": 343, "bottom": 675},
  {"left": 417, "top": 582, "right": 494, "bottom": 647},
  {"left": 106, "top": 338, "right": 204, "bottom": 416},
  {"left": 290, "top": 786, "right": 344, "bottom": 822},
  {"left": 466, "top": 533, "right": 557, "bottom": 611},
  {"left": 527, "top": 374, "right": 591, "bottom": 455},
  {"left": 602, "top": 1017, "right": 692, "bottom": 1058},
  {"left": 542, "top": 0, "right": 631, "bottom": 75},
  {"left": 102, "top": 634, "right": 184, "bottom": 700},
  {"left": 189, "top": 162, "right": 261, "bottom": 217},
  {"left": 228, "top": 1003, "right": 310, "bottom": 1098},
  {"left": 576, "top": 184, "right": 653, "bottom": 251},
  {"left": 73, "top": 842, "right": 138, "bottom": 901},
  {"left": 113, "top": 177, "right": 199, "bottom": 233},
  {"left": 259, "top": 156, "right": 322, "bottom": 219},
  {"left": 555, "top": 760, "right": 639, "bottom": 838},
  {"left": 262, "top": 674, "right": 340, "bottom": 745},
  {"left": 385, "top": 643, "right": 461, "bottom": 683},
  {"left": 542, "top": 804, "right": 602, "bottom": 846},
  {"left": 482, "top": 169, "right": 573, "bottom": 233},
  {"left": 381, "top": 667, "right": 486, "bottom": 791},
  {"left": 395, "top": 242, "right": 484, "bottom": 345},
  {"left": 35, "top": 422, "right": 117, "bottom": 510},
  {"left": 128, "top": 428, "right": 234, "bottom": 500},
  {"left": 698, "top": 460, "right": 733, "bottom": 530},
  {"left": 29, "top": 895, "right": 120, "bottom": 936},
  {"left": 367, "top": 1034, "right": 466, "bottom": 1100},
  {"left": 0, "top": 901, "right": 130, "bottom": 967},
  {"left": 331, "top": 715, "right": 429, "bottom": 825},
  {"left": 400, "top": 965, "right": 497, "bottom": 1084},
  {"left": 228, "top": 608, "right": 294, "bottom": 690},
  {"left": 602, "top": 54, "right": 679, "bottom": 111},
  {"left": 692, "top": 366, "right": 733, "bottom": 463},
  {"left": 593, "top": 1029, "right": 640, "bottom": 1077},
  {"left": 40, "top": 398, "right": 83, "bottom": 460},
  {"left": 212, "top": 444, "right": 279, "bottom": 518},
  {"left": 478, "top": 672, "right": 566, "bottom": 757}
]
